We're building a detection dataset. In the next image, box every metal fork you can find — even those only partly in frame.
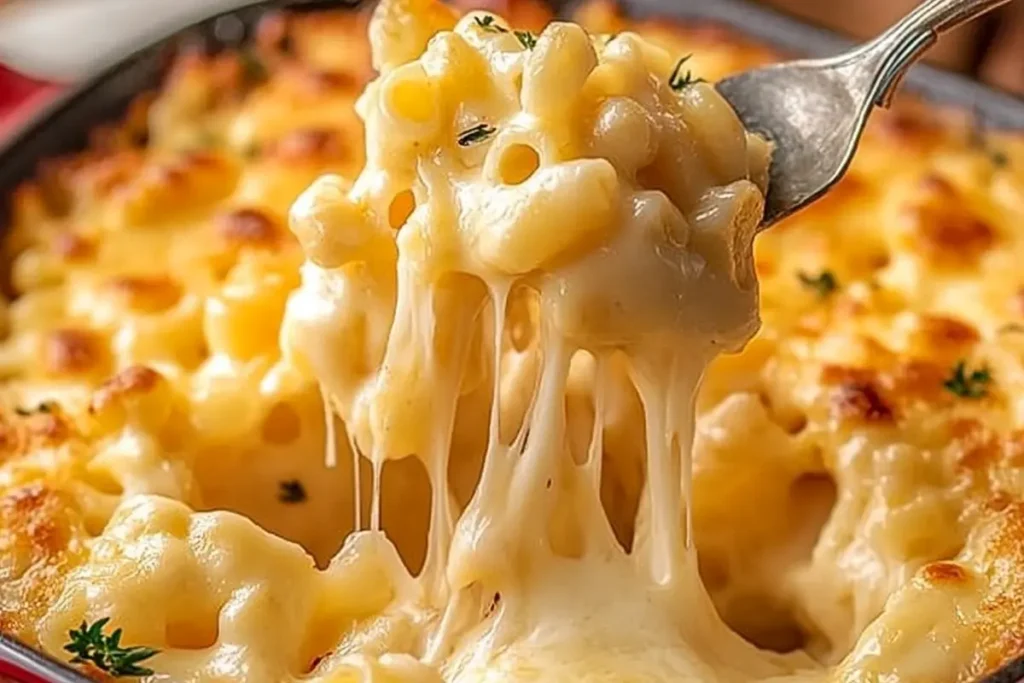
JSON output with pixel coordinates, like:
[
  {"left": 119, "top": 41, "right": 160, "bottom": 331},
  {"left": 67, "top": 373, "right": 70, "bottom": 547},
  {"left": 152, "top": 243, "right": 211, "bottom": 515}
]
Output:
[{"left": 717, "top": 0, "right": 1014, "bottom": 227}]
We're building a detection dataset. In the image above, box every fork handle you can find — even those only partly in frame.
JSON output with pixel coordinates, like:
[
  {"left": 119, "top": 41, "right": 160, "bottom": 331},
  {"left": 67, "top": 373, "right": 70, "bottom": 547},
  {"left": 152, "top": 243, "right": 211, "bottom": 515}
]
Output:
[
  {"left": 896, "top": 0, "right": 1013, "bottom": 34},
  {"left": 870, "top": 0, "right": 1013, "bottom": 106}
]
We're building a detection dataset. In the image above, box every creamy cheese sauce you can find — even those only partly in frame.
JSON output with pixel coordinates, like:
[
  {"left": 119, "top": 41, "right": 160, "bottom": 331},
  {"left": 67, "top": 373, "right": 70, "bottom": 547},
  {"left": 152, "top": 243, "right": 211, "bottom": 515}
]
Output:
[{"left": 282, "top": 1, "right": 824, "bottom": 680}]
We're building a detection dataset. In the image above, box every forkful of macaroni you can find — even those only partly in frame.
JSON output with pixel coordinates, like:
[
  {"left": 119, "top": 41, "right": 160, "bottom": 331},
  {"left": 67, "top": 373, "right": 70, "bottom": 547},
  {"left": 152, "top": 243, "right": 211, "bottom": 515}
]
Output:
[{"left": 717, "top": 0, "right": 1011, "bottom": 226}]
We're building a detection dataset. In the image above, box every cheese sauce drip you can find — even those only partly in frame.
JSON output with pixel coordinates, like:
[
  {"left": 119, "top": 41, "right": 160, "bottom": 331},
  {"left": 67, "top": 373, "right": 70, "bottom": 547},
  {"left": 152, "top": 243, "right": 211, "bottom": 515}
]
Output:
[{"left": 283, "top": 1, "right": 814, "bottom": 679}]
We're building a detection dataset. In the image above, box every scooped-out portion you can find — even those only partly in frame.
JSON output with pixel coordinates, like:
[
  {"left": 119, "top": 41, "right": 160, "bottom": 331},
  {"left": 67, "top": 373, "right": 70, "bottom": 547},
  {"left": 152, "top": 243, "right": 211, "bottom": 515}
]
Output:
[{"left": 280, "top": 0, "right": 806, "bottom": 679}]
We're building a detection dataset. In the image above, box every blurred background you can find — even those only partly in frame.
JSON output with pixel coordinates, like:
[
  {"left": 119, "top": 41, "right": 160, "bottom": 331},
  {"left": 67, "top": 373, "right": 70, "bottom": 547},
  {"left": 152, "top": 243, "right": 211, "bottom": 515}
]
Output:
[
  {"left": 0, "top": 0, "right": 1022, "bottom": 133},
  {"left": 771, "top": 0, "right": 1024, "bottom": 92}
]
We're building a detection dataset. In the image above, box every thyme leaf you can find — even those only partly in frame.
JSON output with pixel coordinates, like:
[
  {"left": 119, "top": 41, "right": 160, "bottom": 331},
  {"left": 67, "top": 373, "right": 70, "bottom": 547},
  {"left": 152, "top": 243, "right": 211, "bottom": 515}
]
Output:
[
  {"left": 797, "top": 270, "right": 838, "bottom": 297},
  {"left": 943, "top": 361, "right": 992, "bottom": 399},
  {"left": 64, "top": 618, "right": 159, "bottom": 677},
  {"left": 279, "top": 479, "right": 307, "bottom": 503},
  {"left": 457, "top": 123, "right": 497, "bottom": 147},
  {"left": 669, "top": 54, "right": 706, "bottom": 91}
]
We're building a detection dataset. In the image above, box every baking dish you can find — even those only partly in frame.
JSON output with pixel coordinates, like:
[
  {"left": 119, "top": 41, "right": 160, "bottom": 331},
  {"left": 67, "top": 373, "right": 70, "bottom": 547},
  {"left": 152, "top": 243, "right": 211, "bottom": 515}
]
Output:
[{"left": 1, "top": 0, "right": 1023, "bottom": 681}]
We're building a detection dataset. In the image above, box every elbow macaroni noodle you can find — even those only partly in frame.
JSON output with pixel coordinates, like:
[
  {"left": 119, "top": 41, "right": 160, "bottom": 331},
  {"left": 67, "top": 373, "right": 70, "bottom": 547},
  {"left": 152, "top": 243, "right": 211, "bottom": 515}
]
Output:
[{"left": 0, "top": 1, "right": 1022, "bottom": 682}]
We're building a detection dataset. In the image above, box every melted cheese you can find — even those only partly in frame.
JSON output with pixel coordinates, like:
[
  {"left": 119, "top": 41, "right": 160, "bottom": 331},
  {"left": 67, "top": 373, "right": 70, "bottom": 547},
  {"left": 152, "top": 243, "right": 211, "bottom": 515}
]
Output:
[{"left": 281, "top": 1, "right": 806, "bottom": 680}]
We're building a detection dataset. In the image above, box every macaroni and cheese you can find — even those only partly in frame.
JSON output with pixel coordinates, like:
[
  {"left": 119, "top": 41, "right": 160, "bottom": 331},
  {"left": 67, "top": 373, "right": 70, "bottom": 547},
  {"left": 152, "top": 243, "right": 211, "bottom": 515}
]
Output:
[{"left": 0, "top": 1, "right": 1022, "bottom": 682}]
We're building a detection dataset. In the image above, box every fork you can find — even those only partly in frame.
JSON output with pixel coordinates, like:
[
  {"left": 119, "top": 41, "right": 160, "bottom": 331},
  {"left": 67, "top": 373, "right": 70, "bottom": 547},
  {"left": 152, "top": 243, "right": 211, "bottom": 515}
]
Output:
[{"left": 716, "top": 0, "right": 1014, "bottom": 227}]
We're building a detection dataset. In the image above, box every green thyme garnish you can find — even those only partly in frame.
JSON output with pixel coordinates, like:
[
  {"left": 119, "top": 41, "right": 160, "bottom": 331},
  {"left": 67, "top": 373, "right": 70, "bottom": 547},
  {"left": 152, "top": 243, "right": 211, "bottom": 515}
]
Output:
[
  {"left": 65, "top": 618, "right": 159, "bottom": 678},
  {"left": 943, "top": 360, "right": 992, "bottom": 399},
  {"left": 798, "top": 270, "right": 838, "bottom": 297},
  {"left": 240, "top": 49, "right": 269, "bottom": 87},
  {"left": 473, "top": 16, "right": 534, "bottom": 49},
  {"left": 14, "top": 401, "right": 56, "bottom": 416},
  {"left": 669, "top": 55, "right": 706, "bottom": 91},
  {"left": 515, "top": 30, "right": 537, "bottom": 49},
  {"left": 457, "top": 123, "right": 497, "bottom": 147},
  {"left": 474, "top": 15, "right": 507, "bottom": 33},
  {"left": 279, "top": 479, "right": 307, "bottom": 503}
]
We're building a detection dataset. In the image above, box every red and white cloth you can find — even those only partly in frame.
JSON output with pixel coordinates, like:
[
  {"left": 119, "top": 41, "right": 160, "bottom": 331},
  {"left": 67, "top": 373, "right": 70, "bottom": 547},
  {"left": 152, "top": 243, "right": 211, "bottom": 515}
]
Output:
[{"left": 0, "top": 65, "right": 60, "bottom": 139}]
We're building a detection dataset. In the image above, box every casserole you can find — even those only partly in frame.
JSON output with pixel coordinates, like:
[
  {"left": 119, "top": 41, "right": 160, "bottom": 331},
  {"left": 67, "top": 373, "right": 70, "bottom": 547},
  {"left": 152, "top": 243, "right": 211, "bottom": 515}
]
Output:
[{"left": 0, "top": 0, "right": 1019, "bottom": 679}]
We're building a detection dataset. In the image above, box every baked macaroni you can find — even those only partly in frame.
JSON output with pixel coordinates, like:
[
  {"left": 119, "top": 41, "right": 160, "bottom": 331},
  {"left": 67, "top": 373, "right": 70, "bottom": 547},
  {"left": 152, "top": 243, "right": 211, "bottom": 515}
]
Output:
[{"left": 0, "top": 1, "right": 1021, "bottom": 682}]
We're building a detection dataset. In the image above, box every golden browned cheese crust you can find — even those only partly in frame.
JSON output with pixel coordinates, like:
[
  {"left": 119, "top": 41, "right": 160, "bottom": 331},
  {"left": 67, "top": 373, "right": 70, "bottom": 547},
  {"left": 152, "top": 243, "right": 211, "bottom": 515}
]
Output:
[
  {"left": 0, "top": 483, "right": 89, "bottom": 645},
  {"left": 0, "top": 2, "right": 1023, "bottom": 681},
  {"left": 0, "top": 8, "right": 382, "bottom": 650}
]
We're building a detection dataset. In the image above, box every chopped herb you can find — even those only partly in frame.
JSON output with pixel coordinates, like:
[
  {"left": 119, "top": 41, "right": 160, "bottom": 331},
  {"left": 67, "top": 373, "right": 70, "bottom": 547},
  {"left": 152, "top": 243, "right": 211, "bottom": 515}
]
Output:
[
  {"left": 64, "top": 618, "right": 159, "bottom": 678},
  {"left": 457, "top": 123, "right": 497, "bottom": 147},
  {"left": 798, "top": 270, "right": 838, "bottom": 297},
  {"left": 990, "top": 149, "right": 1010, "bottom": 168},
  {"left": 514, "top": 30, "right": 537, "bottom": 50},
  {"left": 473, "top": 15, "right": 507, "bottom": 33},
  {"left": 14, "top": 401, "right": 56, "bottom": 416},
  {"left": 472, "top": 16, "right": 534, "bottom": 48},
  {"left": 279, "top": 479, "right": 307, "bottom": 503},
  {"left": 668, "top": 55, "right": 706, "bottom": 91},
  {"left": 943, "top": 360, "right": 992, "bottom": 399},
  {"left": 240, "top": 49, "right": 269, "bottom": 86},
  {"left": 605, "top": 32, "right": 619, "bottom": 44}
]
